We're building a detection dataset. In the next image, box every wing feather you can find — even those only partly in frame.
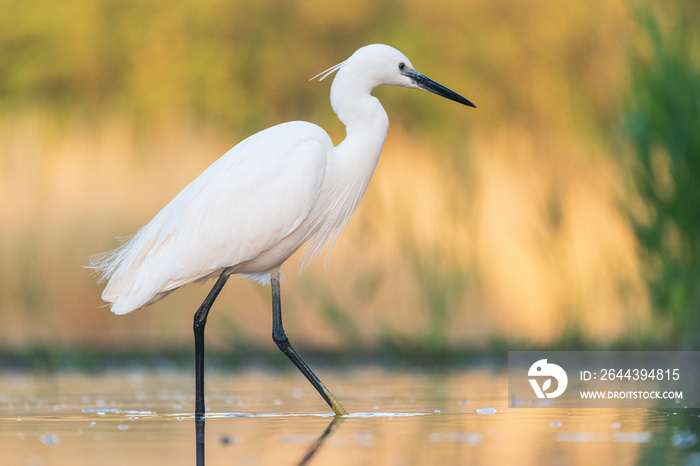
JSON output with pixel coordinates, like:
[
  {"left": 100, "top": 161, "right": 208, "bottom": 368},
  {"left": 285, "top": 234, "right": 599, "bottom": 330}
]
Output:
[{"left": 92, "top": 121, "right": 330, "bottom": 314}]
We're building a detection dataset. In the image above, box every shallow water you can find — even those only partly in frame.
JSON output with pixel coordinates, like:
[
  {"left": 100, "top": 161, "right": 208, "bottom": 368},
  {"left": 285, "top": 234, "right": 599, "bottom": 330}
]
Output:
[{"left": 1, "top": 366, "right": 698, "bottom": 465}]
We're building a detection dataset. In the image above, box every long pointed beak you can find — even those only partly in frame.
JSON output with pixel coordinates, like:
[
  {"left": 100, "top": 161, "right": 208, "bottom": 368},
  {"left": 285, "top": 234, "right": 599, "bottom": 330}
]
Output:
[{"left": 403, "top": 69, "right": 475, "bottom": 108}]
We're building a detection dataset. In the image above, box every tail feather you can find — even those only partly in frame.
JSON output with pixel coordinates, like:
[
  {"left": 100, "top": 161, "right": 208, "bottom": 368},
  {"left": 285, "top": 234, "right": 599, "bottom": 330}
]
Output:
[
  {"left": 89, "top": 230, "right": 163, "bottom": 314},
  {"left": 89, "top": 234, "right": 222, "bottom": 315}
]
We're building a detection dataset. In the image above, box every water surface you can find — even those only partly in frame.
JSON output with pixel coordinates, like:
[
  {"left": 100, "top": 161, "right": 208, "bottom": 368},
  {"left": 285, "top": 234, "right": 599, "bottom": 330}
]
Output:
[{"left": 1, "top": 367, "right": 698, "bottom": 465}]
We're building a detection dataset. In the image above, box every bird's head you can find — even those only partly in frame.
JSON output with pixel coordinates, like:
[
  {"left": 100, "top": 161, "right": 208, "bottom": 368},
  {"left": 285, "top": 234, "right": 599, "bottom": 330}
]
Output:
[{"left": 314, "top": 44, "right": 475, "bottom": 108}]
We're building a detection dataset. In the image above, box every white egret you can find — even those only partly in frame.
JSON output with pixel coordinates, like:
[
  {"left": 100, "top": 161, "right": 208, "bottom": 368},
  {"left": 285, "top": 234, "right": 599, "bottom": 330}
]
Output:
[{"left": 91, "top": 44, "right": 474, "bottom": 417}]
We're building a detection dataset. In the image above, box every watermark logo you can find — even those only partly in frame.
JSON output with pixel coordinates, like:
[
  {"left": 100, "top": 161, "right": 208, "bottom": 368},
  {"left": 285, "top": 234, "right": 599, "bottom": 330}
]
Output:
[
  {"left": 510, "top": 351, "right": 698, "bottom": 408},
  {"left": 528, "top": 359, "right": 568, "bottom": 398}
]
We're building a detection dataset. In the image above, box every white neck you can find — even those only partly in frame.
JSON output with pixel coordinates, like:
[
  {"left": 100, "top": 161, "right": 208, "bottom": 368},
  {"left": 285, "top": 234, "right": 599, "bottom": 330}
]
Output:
[
  {"left": 330, "top": 66, "right": 389, "bottom": 172},
  {"left": 301, "top": 69, "right": 390, "bottom": 265}
]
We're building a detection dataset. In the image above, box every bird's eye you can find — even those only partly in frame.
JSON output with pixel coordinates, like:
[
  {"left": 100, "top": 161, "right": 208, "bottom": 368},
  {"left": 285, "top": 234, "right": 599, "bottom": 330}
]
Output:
[{"left": 398, "top": 62, "right": 405, "bottom": 71}]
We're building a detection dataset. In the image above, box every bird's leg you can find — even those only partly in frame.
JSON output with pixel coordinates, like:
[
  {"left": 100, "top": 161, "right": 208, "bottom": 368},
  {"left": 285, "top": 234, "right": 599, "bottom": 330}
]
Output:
[
  {"left": 193, "top": 272, "right": 230, "bottom": 418},
  {"left": 270, "top": 271, "right": 347, "bottom": 416}
]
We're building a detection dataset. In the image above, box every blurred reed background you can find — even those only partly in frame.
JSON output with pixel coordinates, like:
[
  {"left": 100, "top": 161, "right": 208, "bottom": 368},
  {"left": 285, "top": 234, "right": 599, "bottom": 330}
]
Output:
[{"left": 0, "top": 0, "right": 698, "bottom": 367}]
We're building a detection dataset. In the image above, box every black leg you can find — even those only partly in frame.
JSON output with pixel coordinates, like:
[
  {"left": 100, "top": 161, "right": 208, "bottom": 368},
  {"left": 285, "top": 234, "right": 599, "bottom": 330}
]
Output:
[
  {"left": 193, "top": 272, "right": 230, "bottom": 418},
  {"left": 270, "top": 270, "right": 347, "bottom": 416}
]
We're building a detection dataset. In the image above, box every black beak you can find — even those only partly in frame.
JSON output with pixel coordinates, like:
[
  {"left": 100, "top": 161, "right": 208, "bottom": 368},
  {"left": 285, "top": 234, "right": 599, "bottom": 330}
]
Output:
[{"left": 403, "top": 69, "right": 475, "bottom": 108}]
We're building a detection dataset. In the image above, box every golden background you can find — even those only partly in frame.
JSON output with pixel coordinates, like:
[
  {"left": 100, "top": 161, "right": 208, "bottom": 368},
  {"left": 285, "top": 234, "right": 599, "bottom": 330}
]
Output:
[{"left": 0, "top": 0, "right": 697, "bottom": 361}]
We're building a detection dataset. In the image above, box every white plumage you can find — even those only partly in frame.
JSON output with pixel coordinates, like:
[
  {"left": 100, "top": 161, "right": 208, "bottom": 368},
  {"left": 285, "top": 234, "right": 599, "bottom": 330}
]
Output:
[
  {"left": 90, "top": 44, "right": 474, "bottom": 417},
  {"left": 91, "top": 43, "right": 474, "bottom": 316},
  {"left": 93, "top": 122, "right": 332, "bottom": 314}
]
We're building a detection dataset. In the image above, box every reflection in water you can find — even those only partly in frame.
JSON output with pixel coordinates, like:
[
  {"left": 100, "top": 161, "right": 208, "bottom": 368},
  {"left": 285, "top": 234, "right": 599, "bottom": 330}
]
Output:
[
  {"left": 295, "top": 416, "right": 344, "bottom": 466},
  {"left": 196, "top": 417, "right": 205, "bottom": 466},
  {"left": 195, "top": 415, "right": 344, "bottom": 466},
  {"left": 3, "top": 370, "right": 699, "bottom": 465}
]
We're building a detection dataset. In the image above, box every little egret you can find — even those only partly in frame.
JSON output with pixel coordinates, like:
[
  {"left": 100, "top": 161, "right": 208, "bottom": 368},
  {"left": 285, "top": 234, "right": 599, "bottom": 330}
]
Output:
[{"left": 91, "top": 44, "right": 474, "bottom": 417}]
